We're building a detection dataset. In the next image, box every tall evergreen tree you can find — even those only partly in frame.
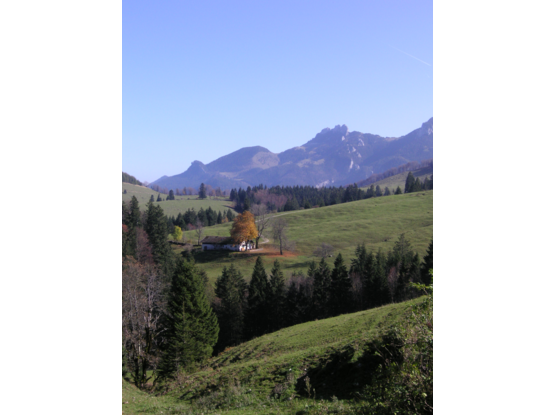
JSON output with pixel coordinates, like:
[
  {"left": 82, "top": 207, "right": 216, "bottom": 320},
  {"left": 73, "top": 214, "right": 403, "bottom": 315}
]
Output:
[
  {"left": 167, "top": 189, "right": 175, "bottom": 200},
  {"left": 405, "top": 172, "right": 415, "bottom": 193},
  {"left": 199, "top": 183, "right": 207, "bottom": 199},
  {"left": 395, "top": 186, "right": 403, "bottom": 195},
  {"left": 329, "top": 254, "right": 352, "bottom": 316},
  {"left": 156, "top": 193, "right": 162, "bottom": 202},
  {"left": 214, "top": 265, "right": 248, "bottom": 352},
  {"left": 245, "top": 257, "right": 269, "bottom": 338},
  {"left": 145, "top": 200, "right": 175, "bottom": 277},
  {"left": 157, "top": 260, "right": 219, "bottom": 380},
  {"left": 312, "top": 258, "right": 332, "bottom": 319},
  {"left": 267, "top": 259, "right": 286, "bottom": 332},
  {"left": 375, "top": 185, "right": 383, "bottom": 197},
  {"left": 149, "top": 194, "right": 155, "bottom": 203},
  {"left": 421, "top": 240, "right": 433, "bottom": 286}
]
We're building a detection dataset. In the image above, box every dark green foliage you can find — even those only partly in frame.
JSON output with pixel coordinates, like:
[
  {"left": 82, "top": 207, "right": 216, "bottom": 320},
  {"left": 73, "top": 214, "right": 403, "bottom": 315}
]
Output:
[
  {"left": 359, "top": 279, "right": 433, "bottom": 414},
  {"left": 383, "top": 186, "right": 391, "bottom": 196},
  {"left": 167, "top": 190, "right": 175, "bottom": 200},
  {"left": 122, "top": 171, "right": 142, "bottom": 185},
  {"left": 388, "top": 234, "right": 421, "bottom": 302},
  {"left": 226, "top": 209, "right": 234, "bottom": 222},
  {"left": 157, "top": 260, "right": 219, "bottom": 380},
  {"left": 245, "top": 257, "right": 269, "bottom": 338},
  {"left": 145, "top": 201, "right": 175, "bottom": 277},
  {"left": 404, "top": 171, "right": 415, "bottom": 193},
  {"left": 156, "top": 193, "right": 162, "bottom": 202},
  {"left": 150, "top": 194, "right": 154, "bottom": 203},
  {"left": 421, "top": 240, "right": 433, "bottom": 285},
  {"left": 122, "top": 196, "right": 141, "bottom": 258},
  {"left": 394, "top": 186, "right": 402, "bottom": 195},
  {"left": 199, "top": 183, "right": 207, "bottom": 199},
  {"left": 267, "top": 260, "right": 286, "bottom": 332},
  {"left": 375, "top": 185, "right": 383, "bottom": 197},
  {"left": 214, "top": 265, "right": 248, "bottom": 352},
  {"left": 330, "top": 253, "right": 352, "bottom": 316},
  {"left": 413, "top": 177, "right": 422, "bottom": 192},
  {"left": 217, "top": 211, "right": 223, "bottom": 224},
  {"left": 366, "top": 185, "right": 375, "bottom": 199},
  {"left": 311, "top": 258, "right": 332, "bottom": 319}
]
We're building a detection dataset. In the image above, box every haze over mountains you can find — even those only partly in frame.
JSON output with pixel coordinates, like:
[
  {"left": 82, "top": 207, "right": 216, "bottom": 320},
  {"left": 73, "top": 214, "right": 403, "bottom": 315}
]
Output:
[{"left": 151, "top": 118, "right": 433, "bottom": 190}]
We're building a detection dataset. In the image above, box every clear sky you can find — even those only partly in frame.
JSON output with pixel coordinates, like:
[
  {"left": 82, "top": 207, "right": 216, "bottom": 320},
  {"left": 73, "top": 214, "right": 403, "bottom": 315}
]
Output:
[{"left": 123, "top": 0, "right": 433, "bottom": 183}]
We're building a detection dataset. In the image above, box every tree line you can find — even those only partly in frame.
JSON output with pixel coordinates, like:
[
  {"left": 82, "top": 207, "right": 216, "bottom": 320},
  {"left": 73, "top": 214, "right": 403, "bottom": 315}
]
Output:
[
  {"left": 150, "top": 182, "right": 227, "bottom": 198},
  {"left": 404, "top": 171, "right": 433, "bottom": 193},
  {"left": 356, "top": 159, "right": 433, "bottom": 188},
  {"left": 212, "top": 235, "right": 433, "bottom": 352},
  {"left": 229, "top": 181, "right": 409, "bottom": 213},
  {"left": 167, "top": 206, "right": 236, "bottom": 233},
  {"left": 122, "top": 171, "right": 142, "bottom": 186}
]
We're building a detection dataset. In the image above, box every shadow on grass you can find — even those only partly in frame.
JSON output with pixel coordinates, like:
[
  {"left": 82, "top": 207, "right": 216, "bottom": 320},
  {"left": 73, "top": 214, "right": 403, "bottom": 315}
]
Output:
[{"left": 294, "top": 334, "right": 403, "bottom": 401}]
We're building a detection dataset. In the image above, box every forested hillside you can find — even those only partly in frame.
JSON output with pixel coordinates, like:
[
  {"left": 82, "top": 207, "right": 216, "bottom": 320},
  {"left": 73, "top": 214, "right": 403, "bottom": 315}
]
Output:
[{"left": 122, "top": 172, "right": 142, "bottom": 186}]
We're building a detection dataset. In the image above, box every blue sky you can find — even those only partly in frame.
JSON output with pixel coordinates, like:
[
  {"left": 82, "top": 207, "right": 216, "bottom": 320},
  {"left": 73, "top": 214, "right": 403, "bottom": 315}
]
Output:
[{"left": 123, "top": 0, "right": 432, "bottom": 183}]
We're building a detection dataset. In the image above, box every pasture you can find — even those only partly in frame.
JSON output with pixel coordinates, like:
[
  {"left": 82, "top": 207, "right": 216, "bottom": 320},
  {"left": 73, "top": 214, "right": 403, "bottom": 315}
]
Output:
[
  {"left": 123, "top": 183, "right": 236, "bottom": 217},
  {"left": 179, "top": 190, "right": 433, "bottom": 283}
]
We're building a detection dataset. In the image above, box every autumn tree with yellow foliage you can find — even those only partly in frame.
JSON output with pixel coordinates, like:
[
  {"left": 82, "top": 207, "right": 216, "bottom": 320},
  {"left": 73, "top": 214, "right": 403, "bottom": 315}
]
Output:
[{"left": 230, "top": 211, "right": 257, "bottom": 250}]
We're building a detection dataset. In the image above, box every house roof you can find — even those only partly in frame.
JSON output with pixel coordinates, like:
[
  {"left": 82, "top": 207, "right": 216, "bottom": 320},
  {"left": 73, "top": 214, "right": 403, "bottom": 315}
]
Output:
[{"left": 201, "top": 236, "right": 234, "bottom": 244}]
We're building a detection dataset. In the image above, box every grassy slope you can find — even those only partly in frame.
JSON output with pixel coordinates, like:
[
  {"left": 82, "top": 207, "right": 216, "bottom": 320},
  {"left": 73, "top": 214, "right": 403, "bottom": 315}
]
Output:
[
  {"left": 123, "top": 297, "right": 424, "bottom": 414},
  {"left": 361, "top": 165, "right": 433, "bottom": 192},
  {"left": 181, "top": 190, "right": 432, "bottom": 283},
  {"left": 123, "top": 183, "right": 236, "bottom": 217}
]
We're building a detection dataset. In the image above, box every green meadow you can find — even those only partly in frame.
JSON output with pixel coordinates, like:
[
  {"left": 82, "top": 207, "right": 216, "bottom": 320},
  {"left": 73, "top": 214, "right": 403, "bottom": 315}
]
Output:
[
  {"left": 123, "top": 296, "right": 425, "bottom": 414},
  {"left": 361, "top": 165, "right": 433, "bottom": 192},
  {"left": 123, "top": 183, "right": 235, "bottom": 217},
  {"left": 179, "top": 190, "right": 433, "bottom": 283}
]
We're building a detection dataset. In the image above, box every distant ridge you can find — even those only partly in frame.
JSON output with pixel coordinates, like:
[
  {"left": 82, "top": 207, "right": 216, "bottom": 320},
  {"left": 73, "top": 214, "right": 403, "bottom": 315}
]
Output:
[
  {"left": 122, "top": 172, "right": 142, "bottom": 186},
  {"left": 151, "top": 118, "right": 433, "bottom": 190}
]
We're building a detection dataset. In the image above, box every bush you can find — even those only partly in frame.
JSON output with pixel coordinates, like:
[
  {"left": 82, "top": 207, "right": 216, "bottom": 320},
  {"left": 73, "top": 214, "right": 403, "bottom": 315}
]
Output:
[{"left": 357, "top": 273, "right": 433, "bottom": 414}]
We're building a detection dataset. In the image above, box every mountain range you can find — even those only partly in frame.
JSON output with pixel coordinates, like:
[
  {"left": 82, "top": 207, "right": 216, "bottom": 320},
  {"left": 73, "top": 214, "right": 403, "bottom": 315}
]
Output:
[{"left": 151, "top": 117, "right": 433, "bottom": 190}]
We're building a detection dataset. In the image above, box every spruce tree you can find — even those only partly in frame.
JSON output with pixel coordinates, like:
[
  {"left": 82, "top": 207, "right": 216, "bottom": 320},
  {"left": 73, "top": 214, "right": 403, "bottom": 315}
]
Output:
[
  {"left": 150, "top": 194, "right": 154, "bottom": 202},
  {"left": 312, "top": 258, "right": 332, "bottom": 319},
  {"left": 413, "top": 178, "right": 422, "bottom": 192},
  {"left": 157, "top": 260, "right": 219, "bottom": 380},
  {"left": 405, "top": 172, "right": 415, "bottom": 193},
  {"left": 375, "top": 185, "right": 383, "bottom": 197},
  {"left": 217, "top": 211, "right": 223, "bottom": 224},
  {"left": 214, "top": 265, "right": 248, "bottom": 352},
  {"left": 329, "top": 253, "right": 352, "bottom": 316},
  {"left": 384, "top": 186, "right": 391, "bottom": 196},
  {"left": 245, "top": 257, "right": 269, "bottom": 338},
  {"left": 421, "top": 240, "right": 433, "bottom": 285},
  {"left": 199, "top": 183, "right": 207, "bottom": 199},
  {"left": 157, "top": 193, "right": 162, "bottom": 202},
  {"left": 267, "top": 259, "right": 286, "bottom": 332},
  {"left": 395, "top": 186, "right": 402, "bottom": 195},
  {"left": 145, "top": 200, "right": 175, "bottom": 277}
]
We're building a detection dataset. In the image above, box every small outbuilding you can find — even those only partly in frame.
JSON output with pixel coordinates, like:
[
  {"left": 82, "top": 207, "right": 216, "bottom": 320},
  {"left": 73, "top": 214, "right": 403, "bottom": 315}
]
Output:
[{"left": 201, "top": 236, "right": 254, "bottom": 252}]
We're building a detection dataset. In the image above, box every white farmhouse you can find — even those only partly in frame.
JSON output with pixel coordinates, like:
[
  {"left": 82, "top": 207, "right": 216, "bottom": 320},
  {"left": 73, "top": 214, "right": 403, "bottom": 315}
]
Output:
[{"left": 201, "top": 236, "right": 254, "bottom": 252}]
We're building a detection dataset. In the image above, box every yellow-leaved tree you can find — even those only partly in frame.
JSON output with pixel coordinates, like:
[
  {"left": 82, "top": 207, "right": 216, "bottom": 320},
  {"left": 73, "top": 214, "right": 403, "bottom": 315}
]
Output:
[
  {"left": 172, "top": 225, "right": 183, "bottom": 241},
  {"left": 230, "top": 211, "right": 257, "bottom": 250}
]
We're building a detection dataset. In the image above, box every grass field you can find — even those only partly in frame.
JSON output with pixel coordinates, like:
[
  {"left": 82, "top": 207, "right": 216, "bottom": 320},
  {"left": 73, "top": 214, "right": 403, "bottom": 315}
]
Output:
[
  {"left": 179, "top": 190, "right": 433, "bottom": 283},
  {"left": 123, "top": 296, "right": 425, "bottom": 414},
  {"left": 361, "top": 166, "right": 433, "bottom": 192},
  {"left": 123, "top": 183, "right": 236, "bottom": 217}
]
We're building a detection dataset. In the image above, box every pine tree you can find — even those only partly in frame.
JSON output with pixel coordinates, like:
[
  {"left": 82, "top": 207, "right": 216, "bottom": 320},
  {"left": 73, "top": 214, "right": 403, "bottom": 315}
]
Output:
[
  {"left": 413, "top": 178, "right": 422, "bottom": 192},
  {"left": 312, "top": 258, "right": 332, "bottom": 319},
  {"left": 375, "top": 185, "right": 383, "bottom": 197},
  {"left": 395, "top": 186, "right": 402, "bottom": 195},
  {"left": 168, "top": 189, "right": 175, "bottom": 200},
  {"left": 156, "top": 193, "right": 162, "bottom": 202},
  {"left": 157, "top": 260, "right": 219, "bottom": 380},
  {"left": 245, "top": 257, "right": 269, "bottom": 338},
  {"left": 150, "top": 194, "right": 154, "bottom": 203},
  {"left": 384, "top": 187, "right": 391, "bottom": 196},
  {"left": 226, "top": 209, "right": 234, "bottom": 222},
  {"left": 145, "top": 200, "right": 175, "bottom": 277},
  {"left": 217, "top": 211, "right": 223, "bottom": 224},
  {"left": 267, "top": 260, "right": 286, "bottom": 332},
  {"left": 405, "top": 172, "right": 415, "bottom": 193},
  {"left": 329, "top": 253, "right": 352, "bottom": 316},
  {"left": 199, "top": 183, "right": 207, "bottom": 199},
  {"left": 421, "top": 240, "right": 433, "bottom": 286},
  {"left": 214, "top": 265, "right": 248, "bottom": 352}
]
